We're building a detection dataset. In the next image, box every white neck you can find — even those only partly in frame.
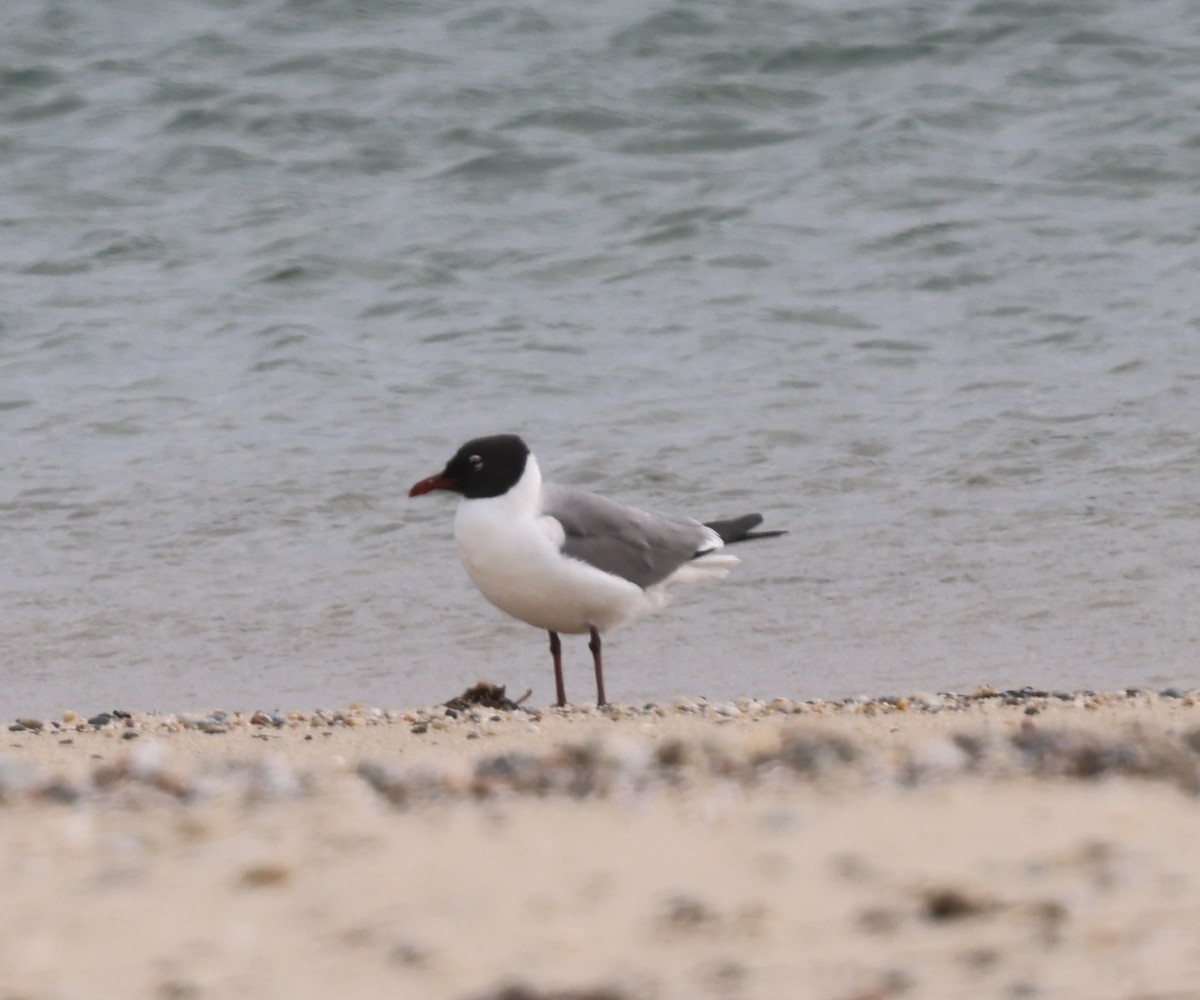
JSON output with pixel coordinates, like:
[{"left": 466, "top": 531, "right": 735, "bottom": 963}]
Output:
[{"left": 503, "top": 454, "right": 543, "bottom": 514}]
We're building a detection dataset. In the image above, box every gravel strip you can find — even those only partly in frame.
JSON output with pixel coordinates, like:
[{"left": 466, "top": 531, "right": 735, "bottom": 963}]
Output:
[{"left": 5, "top": 687, "right": 1200, "bottom": 808}]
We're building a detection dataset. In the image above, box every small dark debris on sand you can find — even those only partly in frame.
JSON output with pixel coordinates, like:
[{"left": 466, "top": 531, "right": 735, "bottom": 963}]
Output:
[
  {"left": 444, "top": 682, "right": 531, "bottom": 713},
  {"left": 468, "top": 984, "right": 629, "bottom": 1000},
  {"left": 922, "top": 887, "right": 995, "bottom": 922}
]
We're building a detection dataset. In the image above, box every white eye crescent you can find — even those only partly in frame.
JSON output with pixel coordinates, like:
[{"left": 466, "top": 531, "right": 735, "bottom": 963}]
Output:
[{"left": 469, "top": 454, "right": 483, "bottom": 470}]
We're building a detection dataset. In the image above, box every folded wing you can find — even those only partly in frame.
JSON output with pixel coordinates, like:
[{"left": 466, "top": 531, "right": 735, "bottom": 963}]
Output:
[{"left": 541, "top": 482, "right": 719, "bottom": 590}]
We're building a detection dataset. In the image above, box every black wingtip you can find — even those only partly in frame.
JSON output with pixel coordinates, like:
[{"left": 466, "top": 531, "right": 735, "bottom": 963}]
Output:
[{"left": 703, "top": 513, "right": 787, "bottom": 544}]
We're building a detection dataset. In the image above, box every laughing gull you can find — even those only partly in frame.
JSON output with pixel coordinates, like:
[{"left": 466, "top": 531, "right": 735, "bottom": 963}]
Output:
[{"left": 409, "top": 434, "right": 783, "bottom": 708}]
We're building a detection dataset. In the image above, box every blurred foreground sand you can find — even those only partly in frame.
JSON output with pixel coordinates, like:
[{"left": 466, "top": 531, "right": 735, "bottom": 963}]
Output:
[{"left": 4, "top": 692, "right": 1200, "bottom": 1000}]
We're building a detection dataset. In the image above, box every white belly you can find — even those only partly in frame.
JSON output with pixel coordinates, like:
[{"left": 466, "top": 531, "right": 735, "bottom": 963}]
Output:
[{"left": 453, "top": 498, "right": 648, "bottom": 634}]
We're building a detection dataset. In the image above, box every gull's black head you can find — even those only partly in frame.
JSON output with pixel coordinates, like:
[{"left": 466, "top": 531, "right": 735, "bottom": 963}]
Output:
[{"left": 408, "top": 434, "right": 531, "bottom": 500}]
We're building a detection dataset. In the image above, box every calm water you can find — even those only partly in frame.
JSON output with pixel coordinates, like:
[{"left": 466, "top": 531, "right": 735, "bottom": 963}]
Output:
[{"left": 3, "top": 0, "right": 1200, "bottom": 717}]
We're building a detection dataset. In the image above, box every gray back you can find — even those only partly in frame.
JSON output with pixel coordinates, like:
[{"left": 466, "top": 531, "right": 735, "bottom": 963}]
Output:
[{"left": 542, "top": 482, "right": 714, "bottom": 590}]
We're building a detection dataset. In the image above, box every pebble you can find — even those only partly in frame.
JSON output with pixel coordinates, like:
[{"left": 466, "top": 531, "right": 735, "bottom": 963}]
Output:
[
  {"left": 244, "top": 758, "right": 302, "bottom": 801},
  {"left": 240, "top": 861, "right": 292, "bottom": 887},
  {"left": 906, "top": 737, "right": 972, "bottom": 779},
  {"left": 388, "top": 941, "right": 431, "bottom": 968},
  {"left": 158, "top": 977, "right": 203, "bottom": 999}
]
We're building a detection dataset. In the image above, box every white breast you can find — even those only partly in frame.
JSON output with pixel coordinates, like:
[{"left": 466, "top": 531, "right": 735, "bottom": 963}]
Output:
[{"left": 452, "top": 457, "right": 650, "bottom": 634}]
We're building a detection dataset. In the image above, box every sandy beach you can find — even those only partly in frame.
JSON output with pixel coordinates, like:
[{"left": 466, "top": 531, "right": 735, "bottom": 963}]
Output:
[{"left": 4, "top": 688, "right": 1200, "bottom": 1000}]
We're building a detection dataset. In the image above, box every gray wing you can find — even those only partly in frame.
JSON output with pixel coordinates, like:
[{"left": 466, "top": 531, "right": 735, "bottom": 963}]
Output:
[{"left": 541, "top": 482, "right": 717, "bottom": 590}]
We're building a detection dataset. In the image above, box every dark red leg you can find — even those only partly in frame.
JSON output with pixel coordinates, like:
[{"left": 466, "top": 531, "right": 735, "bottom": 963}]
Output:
[
  {"left": 589, "top": 626, "right": 607, "bottom": 707},
  {"left": 549, "top": 631, "right": 566, "bottom": 707}
]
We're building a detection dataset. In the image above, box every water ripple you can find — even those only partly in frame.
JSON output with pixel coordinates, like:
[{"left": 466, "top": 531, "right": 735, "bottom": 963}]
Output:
[{"left": 3, "top": 0, "right": 1200, "bottom": 715}]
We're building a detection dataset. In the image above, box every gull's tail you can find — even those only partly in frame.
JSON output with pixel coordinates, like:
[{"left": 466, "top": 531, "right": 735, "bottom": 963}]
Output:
[{"left": 703, "top": 513, "right": 786, "bottom": 544}]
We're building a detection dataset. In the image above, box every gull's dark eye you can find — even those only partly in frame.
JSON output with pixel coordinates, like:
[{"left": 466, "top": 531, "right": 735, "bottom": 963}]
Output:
[{"left": 469, "top": 454, "right": 483, "bottom": 470}]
